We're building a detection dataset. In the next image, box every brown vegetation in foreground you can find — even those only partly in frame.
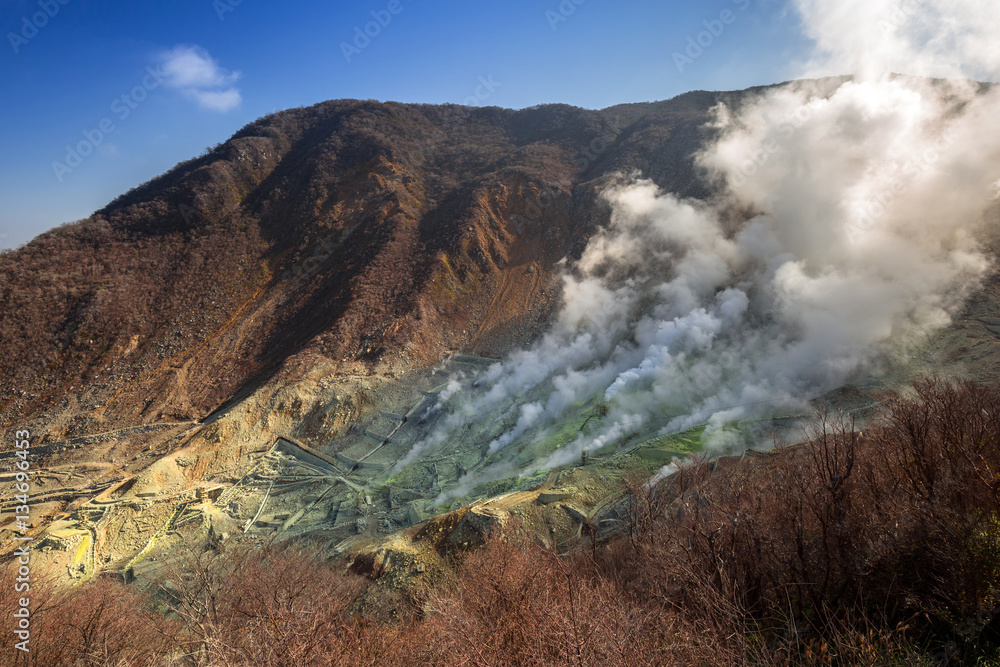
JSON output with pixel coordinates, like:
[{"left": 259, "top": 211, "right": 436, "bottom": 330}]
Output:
[{"left": 3, "top": 378, "right": 1000, "bottom": 666}]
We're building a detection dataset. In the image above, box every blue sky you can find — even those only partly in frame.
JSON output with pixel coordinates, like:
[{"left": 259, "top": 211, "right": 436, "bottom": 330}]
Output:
[{"left": 0, "top": 0, "right": 810, "bottom": 249}]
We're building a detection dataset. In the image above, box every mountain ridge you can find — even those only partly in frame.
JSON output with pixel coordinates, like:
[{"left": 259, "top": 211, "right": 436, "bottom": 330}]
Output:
[{"left": 1, "top": 85, "right": 760, "bottom": 441}]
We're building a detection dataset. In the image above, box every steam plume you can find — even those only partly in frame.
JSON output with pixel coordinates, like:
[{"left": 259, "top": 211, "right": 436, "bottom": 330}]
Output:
[{"left": 403, "top": 0, "right": 1000, "bottom": 504}]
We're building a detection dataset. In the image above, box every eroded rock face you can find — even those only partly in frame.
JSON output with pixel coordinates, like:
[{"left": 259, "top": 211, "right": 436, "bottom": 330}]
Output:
[
  {"left": 448, "top": 505, "right": 510, "bottom": 549},
  {"left": 537, "top": 488, "right": 575, "bottom": 505}
]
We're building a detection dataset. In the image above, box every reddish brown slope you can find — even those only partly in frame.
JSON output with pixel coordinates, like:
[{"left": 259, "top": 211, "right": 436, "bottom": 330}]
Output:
[{"left": 0, "top": 92, "right": 756, "bottom": 442}]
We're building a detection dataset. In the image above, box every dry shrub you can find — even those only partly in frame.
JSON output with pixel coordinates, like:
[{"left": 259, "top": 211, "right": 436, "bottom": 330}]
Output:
[
  {"left": 413, "top": 527, "right": 739, "bottom": 666},
  {"left": 159, "top": 542, "right": 406, "bottom": 667},
  {"left": 0, "top": 565, "right": 178, "bottom": 667},
  {"left": 5, "top": 377, "right": 1000, "bottom": 665},
  {"left": 604, "top": 377, "right": 1000, "bottom": 663}
]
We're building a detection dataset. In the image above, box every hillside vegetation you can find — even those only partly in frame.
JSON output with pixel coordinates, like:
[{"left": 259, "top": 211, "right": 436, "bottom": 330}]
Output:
[
  {"left": 3, "top": 379, "right": 1000, "bottom": 666},
  {"left": 0, "top": 92, "right": 732, "bottom": 441}
]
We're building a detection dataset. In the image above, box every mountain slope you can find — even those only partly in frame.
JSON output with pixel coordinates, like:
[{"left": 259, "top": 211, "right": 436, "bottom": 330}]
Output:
[
  {"left": 3, "top": 79, "right": 1000, "bottom": 591},
  {"left": 0, "top": 91, "right": 747, "bottom": 440}
]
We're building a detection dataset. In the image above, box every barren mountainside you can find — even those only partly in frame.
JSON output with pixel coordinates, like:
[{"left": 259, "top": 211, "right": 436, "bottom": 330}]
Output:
[
  {"left": 2, "top": 79, "right": 1000, "bottom": 606},
  {"left": 0, "top": 88, "right": 759, "bottom": 440}
]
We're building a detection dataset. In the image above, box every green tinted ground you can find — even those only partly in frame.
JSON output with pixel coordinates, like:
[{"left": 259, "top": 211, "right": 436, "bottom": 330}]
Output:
[
  {"left": 458, "top": 423, "right": 709, "bottom": 508},
  {"left": 627, "top": 427, "right": 705, "bottom": 465}
]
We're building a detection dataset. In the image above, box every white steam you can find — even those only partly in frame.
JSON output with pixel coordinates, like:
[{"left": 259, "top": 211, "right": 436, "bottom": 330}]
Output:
[
  {"left": 400, "top": 0, "right": 1000, "bottom": 506},
  {"left": 793, "top": 0, "right": 1000, "bottom": 81}
]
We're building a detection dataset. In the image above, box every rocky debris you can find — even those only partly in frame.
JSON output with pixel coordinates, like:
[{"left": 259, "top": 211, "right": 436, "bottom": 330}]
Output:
[
  {"left": 407, "top": 505, "right": 423, "bottom": 526},
  {"left": 196, "top": 485, "right": 226, "bottom": 501},
  {"left": 537, "top": 488, "right": 575, "bottom": 504},
  {"left": 37, "top": 535, "right": 69, "bottom": 552},
  {"left": 560, "top": 504, "right": 588, "bottom": 524},
  {"left": 449, "top": 505, "right": 510, "bottom": 548}
]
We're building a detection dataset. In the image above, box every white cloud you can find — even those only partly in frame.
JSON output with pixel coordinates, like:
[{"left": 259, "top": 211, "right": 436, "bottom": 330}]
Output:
[
  {"left": 186, "top": 88, "right": 242, "bottom": 113},
  {"left": 793, "top": 0, "right": 1000, "bottom": 81},
  {"left": 159, "top": 45, "right": 242, "bottom": 112}
]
